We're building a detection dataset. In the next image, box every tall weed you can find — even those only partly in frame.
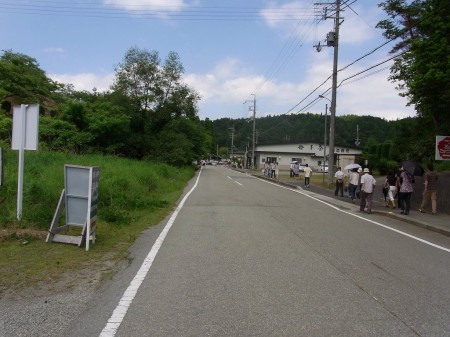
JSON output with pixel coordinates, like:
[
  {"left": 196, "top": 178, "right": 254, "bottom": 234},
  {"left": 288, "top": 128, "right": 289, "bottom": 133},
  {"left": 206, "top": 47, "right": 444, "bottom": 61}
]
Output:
[{"left": 0, "top": 146, "right": 194, "bottom": 230}]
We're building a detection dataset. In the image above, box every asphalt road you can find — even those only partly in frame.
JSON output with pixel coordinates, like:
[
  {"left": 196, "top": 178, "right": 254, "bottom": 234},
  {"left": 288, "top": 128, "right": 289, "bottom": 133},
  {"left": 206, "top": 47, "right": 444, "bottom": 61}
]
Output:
[{"left": 70, "top": 165, "right": 450, "bottom": 337}]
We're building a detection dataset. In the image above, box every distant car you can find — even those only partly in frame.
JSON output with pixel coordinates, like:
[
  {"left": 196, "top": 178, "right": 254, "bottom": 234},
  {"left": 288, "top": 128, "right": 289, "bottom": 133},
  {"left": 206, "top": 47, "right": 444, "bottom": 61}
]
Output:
[
  {"left": 299, "top": 164, "right": 307, "bottom": 172},
  {"left": 317, "top": 165, "right": 328, "bottom": 173}
]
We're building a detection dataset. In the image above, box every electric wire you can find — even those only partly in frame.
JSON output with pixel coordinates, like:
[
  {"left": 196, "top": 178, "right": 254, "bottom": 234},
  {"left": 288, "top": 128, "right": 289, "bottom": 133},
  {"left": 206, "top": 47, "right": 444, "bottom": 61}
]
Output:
[
  {"left": 0, "top": 1, "right": 317, "bottom": 21},
  {"left": 252, "top": 0, "right": 317, "bottom": 95}
]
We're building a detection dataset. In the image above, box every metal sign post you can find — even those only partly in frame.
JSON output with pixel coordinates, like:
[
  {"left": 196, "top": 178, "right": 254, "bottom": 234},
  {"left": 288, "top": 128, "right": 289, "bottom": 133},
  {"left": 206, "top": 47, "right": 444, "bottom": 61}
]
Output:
[
  {"left": 46, "top": 165, "right": 100, "bottom": 251},
  {"left": 12, "top": 104, "right": 39, "bottom": 221}
]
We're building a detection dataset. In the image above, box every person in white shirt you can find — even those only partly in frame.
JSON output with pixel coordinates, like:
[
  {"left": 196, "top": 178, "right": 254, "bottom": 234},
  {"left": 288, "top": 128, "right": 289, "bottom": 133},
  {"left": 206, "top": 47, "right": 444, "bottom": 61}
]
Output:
[
  {"left": 334, "top": 167, "right": 344, "bottom": 197},
  {"left": 303, "top": 164, "right": 313, "bottom": 187},
  {"left": 359, "top": 168, "right": 376, "bottom": 213},
  {"left": 349, "top": 168, "right": 360, "bottom": 203}
]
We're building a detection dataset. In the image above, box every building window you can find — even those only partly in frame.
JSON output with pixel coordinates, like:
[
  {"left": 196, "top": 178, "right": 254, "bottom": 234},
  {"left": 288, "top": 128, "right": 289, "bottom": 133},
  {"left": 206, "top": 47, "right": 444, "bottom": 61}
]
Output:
[{"left": 266, "top": 157, "right": 277, "bottom": 163}]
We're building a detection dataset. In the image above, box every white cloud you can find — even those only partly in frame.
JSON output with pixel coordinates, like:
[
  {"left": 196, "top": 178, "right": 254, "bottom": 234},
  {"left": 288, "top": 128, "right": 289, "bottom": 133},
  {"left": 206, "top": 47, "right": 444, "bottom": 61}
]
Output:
[
  {"left": 102, "top": 0, "right": 188, "bottom": 14},
  {"left": 44, "top": 47, "right": 66, "bottom": 54},
  {"left": 48, "top": 55, "right": 415, "bottom": 122},
  {"left": 260, "top": 1, "right": 307, "bottom": 28},
  {"left": 260, "top": 2, "right": 382, "bottom": 46},
  {"left": 186, "top": 54, "right": 415, "bottom": 121},
  {"left": 49, "top": 72, "right": 114, "bottom": 92}
]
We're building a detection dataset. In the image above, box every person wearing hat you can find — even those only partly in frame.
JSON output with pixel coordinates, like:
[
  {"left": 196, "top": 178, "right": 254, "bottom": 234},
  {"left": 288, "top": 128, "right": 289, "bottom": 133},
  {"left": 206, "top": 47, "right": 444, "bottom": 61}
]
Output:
[
  {"left": 334, "top": 167, "right": 345, "bottom": 197},
  {"left": 355, "top": 167, "right": 363, "bottom": 199},
  {"left": 359, "top": 167, "right": 376, "bottom": 213}
]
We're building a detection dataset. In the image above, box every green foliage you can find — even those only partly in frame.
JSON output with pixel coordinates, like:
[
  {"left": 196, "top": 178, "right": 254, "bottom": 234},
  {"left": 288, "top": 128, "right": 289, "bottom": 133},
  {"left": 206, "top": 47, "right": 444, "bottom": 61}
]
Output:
[
  {"left": 0, "top": 110, "right": 12, "bottom": 140},
  {"left": 0, "top": 50, "right": 61, "bottom": 109},
  {"left": 0, "top": 47, "right": 211, "bottom": 165},
  {"left": 211, "top": 114, "right": 397, "bottom": 153},
  {"left": 39, "top": 116, "right": 93, "bottom": 153},
  {"left": 0, "top": 148, "right": 194, "bottom": 230},
  {"left": 377, "top": 0, "right": 450, "bottom": 159}
]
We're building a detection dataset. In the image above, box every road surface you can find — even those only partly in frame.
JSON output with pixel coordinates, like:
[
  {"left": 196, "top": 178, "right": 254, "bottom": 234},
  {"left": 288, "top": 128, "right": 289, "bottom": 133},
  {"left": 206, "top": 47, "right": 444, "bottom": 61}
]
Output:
[{"left": 70, "top": 165, "right": 450, "bottom": 337}]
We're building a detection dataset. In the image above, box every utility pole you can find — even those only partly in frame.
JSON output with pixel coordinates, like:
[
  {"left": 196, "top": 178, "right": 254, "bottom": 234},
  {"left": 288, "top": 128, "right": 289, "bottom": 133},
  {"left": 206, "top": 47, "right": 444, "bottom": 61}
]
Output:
[
  {"left": 328, "top": 0, "right": 341, "bottom": 186},
  {"left": 228, "top": 125, "right": 235, "bottom": 158},
  {"left": 355, "top": 125, "right": 361, "bottom": 146},
  {"left": 251, "top": 94, "right": 256, "bottom": 169},
  {"left": 323, "top": 103, "right": 328, "bottom": 184},
  {"left": 244, "top": 94, "right": 257, "bottom": 169},
  {"left": 315, "top": 0, "right": 342, "bottom": 186}
]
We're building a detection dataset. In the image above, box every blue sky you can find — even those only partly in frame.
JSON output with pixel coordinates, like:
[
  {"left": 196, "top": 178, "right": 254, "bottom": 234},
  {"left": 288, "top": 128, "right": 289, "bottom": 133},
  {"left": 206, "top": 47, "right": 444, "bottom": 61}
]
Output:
[{"left": 1, "top": 0, "right": 416, "bottom": 121}]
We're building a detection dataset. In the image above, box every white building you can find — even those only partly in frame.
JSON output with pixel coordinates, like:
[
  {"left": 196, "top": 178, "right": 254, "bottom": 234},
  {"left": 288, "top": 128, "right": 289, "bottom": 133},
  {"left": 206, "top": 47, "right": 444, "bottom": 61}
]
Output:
[{"left": 254, "top": 143, "right": 362, "bottom": 172}]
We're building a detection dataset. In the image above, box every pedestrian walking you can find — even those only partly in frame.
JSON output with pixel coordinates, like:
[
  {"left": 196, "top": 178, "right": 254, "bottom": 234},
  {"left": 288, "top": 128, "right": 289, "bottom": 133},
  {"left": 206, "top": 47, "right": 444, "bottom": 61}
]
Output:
[
  {"left": 398, "top": 166, "right": 414, "bottom": 215},
  {"left": 359, "top": 168, "right": 376, "bottom": 213},
  {"left": 334, "top": 167, "right": 344, "bottom": 197},
  {"left": 419, "top": 163, "right": 438, "bottom": 215},
  {"left": 270, "top": 161, "right": 276, "bottom": 178},
  {"left": 348, "top": 168, "right": 359, "bottom": 203},
  {"left": 383, "top": 170, "right": 397, "bottom": 209},
  {"left": 303, "top": 164, "right": 312, "bottom": 187},
  {"left": 293, "top": 162, "right": 300, "bottom": 178}
]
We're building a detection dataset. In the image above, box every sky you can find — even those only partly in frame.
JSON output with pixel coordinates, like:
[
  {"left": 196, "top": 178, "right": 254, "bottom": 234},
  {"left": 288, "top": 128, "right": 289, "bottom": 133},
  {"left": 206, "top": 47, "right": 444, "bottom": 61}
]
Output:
[{"left": 1, "top": 0, "right": 417, "bottom": 122}]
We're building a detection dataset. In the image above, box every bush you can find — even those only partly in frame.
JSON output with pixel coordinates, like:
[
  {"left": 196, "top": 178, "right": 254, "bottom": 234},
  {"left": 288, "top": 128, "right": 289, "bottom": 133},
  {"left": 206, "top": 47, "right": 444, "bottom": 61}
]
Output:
[{"left": 0, "top": 148, "right": 194, "bottom": 230}]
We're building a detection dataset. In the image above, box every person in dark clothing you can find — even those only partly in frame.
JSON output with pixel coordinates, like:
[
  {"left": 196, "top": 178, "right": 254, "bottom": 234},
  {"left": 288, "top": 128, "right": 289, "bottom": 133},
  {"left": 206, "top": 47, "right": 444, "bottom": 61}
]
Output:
[
  {"left": 383, "top": 170, "right": 397, "bottom": 209},
  {"left": 419, "top": 163, "right": 438, "bottom": 215}
]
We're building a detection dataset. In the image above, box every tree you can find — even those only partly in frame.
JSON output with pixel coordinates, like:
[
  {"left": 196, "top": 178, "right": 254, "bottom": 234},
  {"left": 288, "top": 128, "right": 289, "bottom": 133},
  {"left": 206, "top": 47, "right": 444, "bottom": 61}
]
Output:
[
  {"left": 111, "top": 47, "right": 201, "bottom": 160},
  {"left": 151, "top": 118, "right": 211, "bottom": 165},
  {"left": 0, "top": 50, "right": 61, "bottom": 114},
  {"left": 377, "top": 0, "right": 450, "bottom": 160}
]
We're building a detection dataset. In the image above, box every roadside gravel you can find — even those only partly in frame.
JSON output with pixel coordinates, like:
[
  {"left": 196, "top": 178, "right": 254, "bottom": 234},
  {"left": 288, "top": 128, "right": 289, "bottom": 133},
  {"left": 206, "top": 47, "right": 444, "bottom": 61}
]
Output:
[{"left": 0, "top": 286, "right": 96, "bottom": 337}]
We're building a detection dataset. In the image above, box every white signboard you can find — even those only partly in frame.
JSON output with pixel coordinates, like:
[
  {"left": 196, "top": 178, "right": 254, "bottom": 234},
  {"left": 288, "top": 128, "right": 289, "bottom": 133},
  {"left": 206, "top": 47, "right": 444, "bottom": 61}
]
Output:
[
  {"left": 436, "top": 136, "right": 450, "bottom": 161},
  {"left": 12, "top": 104, "right": 39, "bottom": 221},
  {"left": 12, "top": 104, "right": 39, "bottom": 150},
  {"left": 47, "top": 165, "right": 100, "bottom": 251}
]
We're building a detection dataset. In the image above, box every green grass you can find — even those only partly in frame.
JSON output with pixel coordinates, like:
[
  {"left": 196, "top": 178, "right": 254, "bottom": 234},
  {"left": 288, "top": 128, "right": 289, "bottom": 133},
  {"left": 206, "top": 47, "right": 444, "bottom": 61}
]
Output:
[{"left": 0, "top": 144, "right": 195, "bottom": 294}]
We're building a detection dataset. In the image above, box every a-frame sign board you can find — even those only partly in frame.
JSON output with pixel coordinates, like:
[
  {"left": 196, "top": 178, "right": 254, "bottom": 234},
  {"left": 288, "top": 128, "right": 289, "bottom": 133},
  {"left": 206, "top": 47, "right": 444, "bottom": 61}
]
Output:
[{"left": 46, "top": 165, "right": 100, "bottom": 251}]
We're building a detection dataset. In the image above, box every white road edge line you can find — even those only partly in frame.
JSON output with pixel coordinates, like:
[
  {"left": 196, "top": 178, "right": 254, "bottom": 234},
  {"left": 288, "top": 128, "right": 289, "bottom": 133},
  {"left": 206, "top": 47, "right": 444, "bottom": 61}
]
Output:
[
  {"left": 99, "top": 168, "right": 203, "bottom": 337},
  {"left": 255, "top": 175, "right": 450, "bottom": 254}
]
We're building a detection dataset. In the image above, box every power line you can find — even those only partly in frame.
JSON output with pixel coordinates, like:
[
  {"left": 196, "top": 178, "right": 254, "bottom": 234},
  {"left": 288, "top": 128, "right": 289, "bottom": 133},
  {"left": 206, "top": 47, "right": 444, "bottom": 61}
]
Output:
[
  {"left": 252, "top": 0, "right": 318, "bottom": 95},
  {"left": 284, "top": 36, "right": 398, "bottom": 115},
  {"left": 0, "top": 1, "right": 317, "bottom": 21},
  {"left": 294, "top": 52, "right": 406, "bottom": 114}
]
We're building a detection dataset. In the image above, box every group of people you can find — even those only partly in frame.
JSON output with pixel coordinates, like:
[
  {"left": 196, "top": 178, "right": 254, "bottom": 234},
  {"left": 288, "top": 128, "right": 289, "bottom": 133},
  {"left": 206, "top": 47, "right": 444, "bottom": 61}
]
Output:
[
  {"left": 289, "top": 162, "right": 313, "bottom": 187},
  {"left": 333, "top": 166, "right": 377, "bottom": 213},
  {"left": 382, "top": 163, "right": 438, "bottom": 215},
  {"left": 333, "top": 163, "right": 438, "bottom": 215},
  {"left": 263, "top": 161, "right": 279, "bottom": 179}
]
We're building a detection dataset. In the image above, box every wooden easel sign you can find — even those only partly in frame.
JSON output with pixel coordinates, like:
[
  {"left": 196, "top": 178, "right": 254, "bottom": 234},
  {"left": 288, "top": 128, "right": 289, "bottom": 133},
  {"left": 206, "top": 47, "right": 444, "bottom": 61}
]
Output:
[{"left": 46, "top": 165, "right": 100, "bottom": 251}]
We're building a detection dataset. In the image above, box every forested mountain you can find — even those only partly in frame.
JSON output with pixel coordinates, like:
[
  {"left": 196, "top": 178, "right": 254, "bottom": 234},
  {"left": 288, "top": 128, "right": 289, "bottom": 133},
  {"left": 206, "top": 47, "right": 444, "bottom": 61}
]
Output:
[{"left": 209, "top": 113, "right": 409, "bottom": 152}]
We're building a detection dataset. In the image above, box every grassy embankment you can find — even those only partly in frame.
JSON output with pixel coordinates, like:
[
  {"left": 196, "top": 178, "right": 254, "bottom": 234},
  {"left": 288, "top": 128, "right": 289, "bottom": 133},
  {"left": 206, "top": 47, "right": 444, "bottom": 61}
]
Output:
[{"left": 0, "top": 145, "right": 195, "bottom": 295}]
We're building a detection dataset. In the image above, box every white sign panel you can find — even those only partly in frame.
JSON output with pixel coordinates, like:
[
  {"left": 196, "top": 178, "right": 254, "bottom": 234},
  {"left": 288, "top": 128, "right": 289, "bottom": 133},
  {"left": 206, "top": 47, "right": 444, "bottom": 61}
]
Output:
[
  {"left": 12, "top": 104, "right": 39, "bottom": 150},
  {"left": 436, "top": 135, "right": 450, "bottom": 161}
]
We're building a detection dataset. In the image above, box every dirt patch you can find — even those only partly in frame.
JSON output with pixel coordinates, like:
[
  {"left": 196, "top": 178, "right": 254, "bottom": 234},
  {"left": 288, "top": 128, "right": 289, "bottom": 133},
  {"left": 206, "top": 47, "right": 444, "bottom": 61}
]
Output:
[
  {"left": 0, "top": 251, "right": 122, "bottom": 301},
  {"left": 0, "top": 229, "right": 48, "bottom": 242}
]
